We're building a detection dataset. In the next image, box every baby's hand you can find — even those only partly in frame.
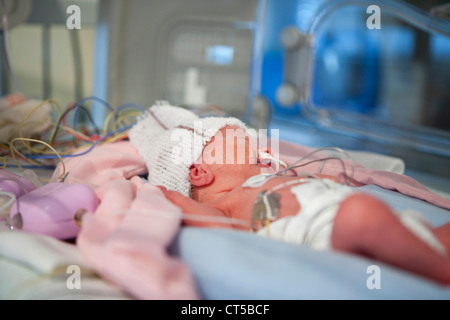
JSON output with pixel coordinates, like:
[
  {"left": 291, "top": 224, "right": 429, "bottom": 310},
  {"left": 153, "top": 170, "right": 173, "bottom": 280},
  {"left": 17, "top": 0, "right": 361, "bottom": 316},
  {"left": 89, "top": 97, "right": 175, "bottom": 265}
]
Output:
[{"left": 157, "top": 186, "right": 232, "bottom": 229}]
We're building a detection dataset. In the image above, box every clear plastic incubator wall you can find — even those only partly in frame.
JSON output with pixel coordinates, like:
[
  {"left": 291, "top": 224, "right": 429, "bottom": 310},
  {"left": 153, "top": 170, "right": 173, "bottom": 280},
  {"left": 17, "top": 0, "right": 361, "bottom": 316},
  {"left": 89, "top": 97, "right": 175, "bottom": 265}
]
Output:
[{"left": 247, "top": 0, "right": 450, "bottom": 196}]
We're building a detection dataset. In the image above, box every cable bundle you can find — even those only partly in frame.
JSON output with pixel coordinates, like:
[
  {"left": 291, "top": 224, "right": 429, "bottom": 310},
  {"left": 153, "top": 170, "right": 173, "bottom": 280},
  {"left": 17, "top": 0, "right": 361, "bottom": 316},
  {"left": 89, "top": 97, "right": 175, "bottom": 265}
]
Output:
[{"left": 0, "top": 95, "right": 145, "bottom": 181}]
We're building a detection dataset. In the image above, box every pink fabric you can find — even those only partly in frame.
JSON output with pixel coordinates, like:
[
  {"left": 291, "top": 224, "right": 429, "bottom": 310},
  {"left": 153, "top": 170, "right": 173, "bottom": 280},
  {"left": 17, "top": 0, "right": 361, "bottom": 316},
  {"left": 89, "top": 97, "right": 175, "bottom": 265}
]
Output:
[
  {"left": 278, "top": 140, "right": 450, "bottom": 210},
  {"left": 54, "top": 141, "right": 148, "bottom": 199},
  {"left": 56, "top": 141, "right": 199, "bottom": 299}
]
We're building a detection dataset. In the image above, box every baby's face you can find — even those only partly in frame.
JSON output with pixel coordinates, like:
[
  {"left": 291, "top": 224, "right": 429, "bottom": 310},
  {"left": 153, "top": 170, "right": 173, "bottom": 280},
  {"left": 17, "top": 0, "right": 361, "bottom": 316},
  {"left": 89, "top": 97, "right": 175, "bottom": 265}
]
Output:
[{"left": 201, "top": 126, "right": 275, "bottom": 187}]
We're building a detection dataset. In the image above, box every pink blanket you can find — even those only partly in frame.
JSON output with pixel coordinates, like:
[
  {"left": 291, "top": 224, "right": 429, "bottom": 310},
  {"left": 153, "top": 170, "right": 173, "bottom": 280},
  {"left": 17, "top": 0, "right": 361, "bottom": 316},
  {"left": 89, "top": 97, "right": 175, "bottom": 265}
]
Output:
[
  {"left": 278, "top": 140, "right": 450, "bottom": 210},
  {"left": 57, "top": 141, "right": 199, "bottom": 299},
  {"left": 56, "top": 140, "right": 450, "bottom": 300}
]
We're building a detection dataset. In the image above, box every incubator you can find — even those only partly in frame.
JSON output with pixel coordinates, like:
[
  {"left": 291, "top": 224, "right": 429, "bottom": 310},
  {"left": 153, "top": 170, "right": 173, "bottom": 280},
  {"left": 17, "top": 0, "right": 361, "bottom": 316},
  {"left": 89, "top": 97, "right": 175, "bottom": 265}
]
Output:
[
  {"left": 242, "top": 0, "right": 450, "bottom": 197},
  {"left": 1, "top": 0, "right": 450, "bottom": 301}
]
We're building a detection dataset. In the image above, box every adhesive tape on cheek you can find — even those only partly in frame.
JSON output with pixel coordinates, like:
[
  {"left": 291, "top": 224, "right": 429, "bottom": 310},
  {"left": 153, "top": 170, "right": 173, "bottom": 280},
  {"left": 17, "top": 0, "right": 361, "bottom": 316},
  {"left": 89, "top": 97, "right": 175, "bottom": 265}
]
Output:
[
  {"left": 258, "top": 152, "right": 288, "bottom": 168},
  {"left": 258, "top": 152, "right": 272, "bottom": 164}
]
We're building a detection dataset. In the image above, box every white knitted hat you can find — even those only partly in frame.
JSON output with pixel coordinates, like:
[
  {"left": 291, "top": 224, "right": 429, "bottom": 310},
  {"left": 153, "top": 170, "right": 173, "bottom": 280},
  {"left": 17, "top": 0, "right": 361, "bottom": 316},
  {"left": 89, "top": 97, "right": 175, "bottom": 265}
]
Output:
[{"left": 129, "top": 101, "right": 248, "bottom": 197}]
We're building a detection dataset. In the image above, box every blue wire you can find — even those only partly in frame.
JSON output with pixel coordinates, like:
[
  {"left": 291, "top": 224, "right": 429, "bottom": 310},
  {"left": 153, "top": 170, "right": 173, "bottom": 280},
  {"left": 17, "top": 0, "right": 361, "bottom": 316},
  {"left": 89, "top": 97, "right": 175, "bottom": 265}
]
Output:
[
  {"left": 72, "top": 96, "right": 115, "bottom": 131},
  {"left": 116, "top": 103, "right": 146, "bottom": 115},
  {"left": 5, "top": 164, "right": 56, "bottom": 170},
  {"left": 20, "top": 96, "right": 145, "bottom": 162},
  {"left": 72, "top": 97, "right": 145, "bottom": 131},
  {"left": 25, "top": 124, "right": 134, "bottom": 160}
]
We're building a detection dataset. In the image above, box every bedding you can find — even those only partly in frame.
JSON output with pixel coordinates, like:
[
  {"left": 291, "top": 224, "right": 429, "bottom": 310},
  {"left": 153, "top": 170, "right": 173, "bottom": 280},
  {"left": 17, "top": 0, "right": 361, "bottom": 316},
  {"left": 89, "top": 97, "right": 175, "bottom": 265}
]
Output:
[
  {"left": 1, "top": 139, "right": 450, "bottom": 300},
  {"left": 0, "top": 231, "right": 131, "bottom": 300}
]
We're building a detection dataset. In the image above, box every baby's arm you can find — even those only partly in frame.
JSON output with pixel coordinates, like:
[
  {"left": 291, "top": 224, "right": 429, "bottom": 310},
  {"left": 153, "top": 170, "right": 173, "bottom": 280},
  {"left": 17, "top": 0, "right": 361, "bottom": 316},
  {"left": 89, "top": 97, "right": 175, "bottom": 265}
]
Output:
[{"left": 159, "top": 187, "right": 233, "bottom": 229}]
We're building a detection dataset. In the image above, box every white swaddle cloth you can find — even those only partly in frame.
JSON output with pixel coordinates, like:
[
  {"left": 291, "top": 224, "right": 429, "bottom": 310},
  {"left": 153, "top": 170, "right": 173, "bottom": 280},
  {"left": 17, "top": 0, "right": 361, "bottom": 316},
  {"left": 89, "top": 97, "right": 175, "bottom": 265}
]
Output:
[{"left": 257, "top": 179, "right": 447, "bottom": 255}]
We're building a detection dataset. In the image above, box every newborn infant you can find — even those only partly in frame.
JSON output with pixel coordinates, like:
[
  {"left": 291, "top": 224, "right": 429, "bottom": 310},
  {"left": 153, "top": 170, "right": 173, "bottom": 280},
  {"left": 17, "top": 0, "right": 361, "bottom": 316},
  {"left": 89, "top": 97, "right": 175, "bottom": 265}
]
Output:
[{"left": 129, "top": 103, "right": 450, "bottom": 285}]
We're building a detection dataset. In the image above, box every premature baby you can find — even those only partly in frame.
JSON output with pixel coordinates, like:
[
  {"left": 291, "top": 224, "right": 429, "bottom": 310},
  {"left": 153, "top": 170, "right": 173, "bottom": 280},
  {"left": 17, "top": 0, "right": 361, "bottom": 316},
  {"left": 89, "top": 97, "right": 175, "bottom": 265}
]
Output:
[{"left": 129, "top": 103, "right": 450, "bottom": 285}]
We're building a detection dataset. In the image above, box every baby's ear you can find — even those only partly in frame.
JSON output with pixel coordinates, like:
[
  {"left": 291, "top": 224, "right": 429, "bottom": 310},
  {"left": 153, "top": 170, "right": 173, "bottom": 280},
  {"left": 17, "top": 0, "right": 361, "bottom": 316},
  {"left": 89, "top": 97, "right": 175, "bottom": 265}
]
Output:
[{"left": 189, "top": 164, "right": 215, "bottom": 187}]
